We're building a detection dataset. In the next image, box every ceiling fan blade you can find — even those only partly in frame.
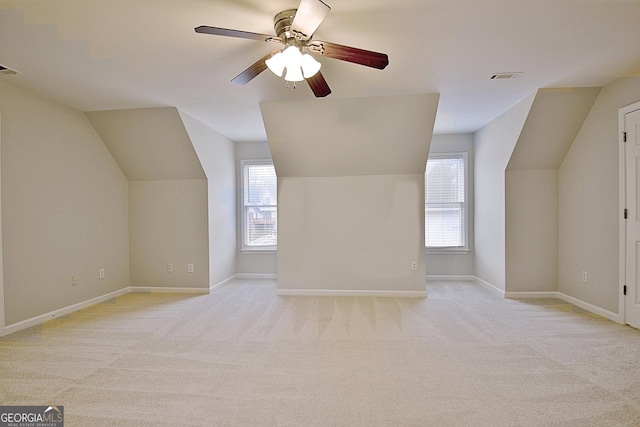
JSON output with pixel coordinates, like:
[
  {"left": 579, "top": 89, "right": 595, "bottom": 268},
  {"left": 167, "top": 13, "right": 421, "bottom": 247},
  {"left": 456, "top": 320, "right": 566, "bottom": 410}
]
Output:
[
  {"left": 308, "top": 40, "right": 389, "bottom": 70},
  {"left": 195, "top": 26, "right": 277, "bottom": 42},
  {"left": 306, "top": 71, "right": 331, "bottom": 97},
  {"left": 231, "top": 51, "right": 277, "bottom": 85},
  {"left": 290, "top": 0, "right": 331, "bottom": 41}
]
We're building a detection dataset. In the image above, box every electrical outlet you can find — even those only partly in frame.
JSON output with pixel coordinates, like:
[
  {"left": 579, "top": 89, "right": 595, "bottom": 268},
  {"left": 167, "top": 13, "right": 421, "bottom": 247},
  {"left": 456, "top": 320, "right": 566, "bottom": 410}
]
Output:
[
  {"left": 581, "top": 271, "right": 588, "bottom": 283},
  {"left": 167, "top": 264, "right": 173, "bottom": 273},
  {"left": 99, "top": 268, "right": 105, "bottom": 280},
  {"left": 187, "top": 264, "right": 194, "bottom": 273},
  {"left": 72, "top": 275, "right": 78, "bottom": 286},
  {"left": 411, "top": 261, "right": 417, "bottom": 271}
]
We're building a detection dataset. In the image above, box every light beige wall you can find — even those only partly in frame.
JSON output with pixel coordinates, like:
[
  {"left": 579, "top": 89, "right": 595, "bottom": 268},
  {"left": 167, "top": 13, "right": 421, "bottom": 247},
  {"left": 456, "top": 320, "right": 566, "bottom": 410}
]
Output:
[
  {"left": 261, "top": 94, "right": 439, "bottom": 178},
  {"left": 86, "top": 108, "right": 206, "bottom": 181},
  {"left": 0, "top": 80, "right": 129, "bottom": 325},
  {"left": 506, "top": 169, "right": 558, "bottom": 292},
  {"left": 235, "top": 141, "right": 277, "bottom": 275},
  {"left": 508, "top": 88, "right": 602, "bottom": 170},
  {"left": 179, "top": 111, "right": 237, "bottom": 286},
  {"left": 427, "top": 133, "right": 475, "bottom": 277},
  {"left": 88, "top": 108, "right": 211, "bottom": 290},
  {"left": 278, "top": 174, "right": 426, "bottom": 292},
  {"left": 262, "top": 94, "right": 438, "bottom": 293},
  {"left": 559, "top": 77, "right": 640, "bottom": 313},
  {"left": 474, "top": 94, "right": 535, "bottom": 291},
  {"left": 504, "top": 88, "right": 599, "bottom": 294},
  {"left": 129, "top": 180, "right": 208, "bottom": 288}
]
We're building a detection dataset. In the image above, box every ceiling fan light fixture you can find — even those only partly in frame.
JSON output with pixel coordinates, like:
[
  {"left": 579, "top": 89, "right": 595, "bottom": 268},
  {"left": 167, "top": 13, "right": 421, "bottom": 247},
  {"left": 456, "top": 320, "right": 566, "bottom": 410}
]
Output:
[
  {"left": 282, "top": 45, "right": 302, "bottom": 64},
  {"left": 267, "top": 45, "right": 316, "bottom": 82},
  {"left": 196, "top": 0, "right": 388, "bottom": 96},
  {"left": 265, "top": 51, "right": 286, "bottom": 77},
  {"left": 284, "top": 64, "right": 305, "bottom": 82},
  {"left": 301, "top": 53, "right": 321, "bottom": 78}
]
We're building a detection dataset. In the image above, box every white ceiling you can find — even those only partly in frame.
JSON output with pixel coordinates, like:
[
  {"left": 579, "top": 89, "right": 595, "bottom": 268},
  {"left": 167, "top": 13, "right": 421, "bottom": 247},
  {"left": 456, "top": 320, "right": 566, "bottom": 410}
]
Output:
[{"left": 1, "top": 0, "right": 639, "bottom": 143}]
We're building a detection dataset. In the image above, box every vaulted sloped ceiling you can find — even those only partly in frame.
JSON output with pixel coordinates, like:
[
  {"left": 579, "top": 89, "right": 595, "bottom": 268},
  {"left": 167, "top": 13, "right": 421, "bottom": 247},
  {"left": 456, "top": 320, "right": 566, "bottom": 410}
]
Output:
[
  {"left": 86, "top": 107, "right": 205, "bottom": 181},
  {"left": 507, "top": 87, "right": 602, "bottom": 171},
  {"left": 261, "top": 94, "right": 439, "bottom": 178}
]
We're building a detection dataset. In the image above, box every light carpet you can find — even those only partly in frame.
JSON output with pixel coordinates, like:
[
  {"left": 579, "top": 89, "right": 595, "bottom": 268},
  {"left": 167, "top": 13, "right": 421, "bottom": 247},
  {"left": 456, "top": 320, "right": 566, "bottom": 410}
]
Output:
[{"left": 2, "top": 279, "right": 640, "bottom": 426}]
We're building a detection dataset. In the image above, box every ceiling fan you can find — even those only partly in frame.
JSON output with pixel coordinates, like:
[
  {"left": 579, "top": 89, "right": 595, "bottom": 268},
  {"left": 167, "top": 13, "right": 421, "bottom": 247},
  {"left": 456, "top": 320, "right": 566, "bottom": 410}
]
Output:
[{"left": 195, "top": 0, "right": 389, "bottom": 97}]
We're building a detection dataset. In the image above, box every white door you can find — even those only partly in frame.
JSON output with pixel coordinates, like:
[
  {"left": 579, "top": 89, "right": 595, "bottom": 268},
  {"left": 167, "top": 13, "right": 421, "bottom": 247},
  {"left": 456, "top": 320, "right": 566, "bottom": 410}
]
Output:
[{"left": 625, "top": 107, "right": 640, "bottom": 328}]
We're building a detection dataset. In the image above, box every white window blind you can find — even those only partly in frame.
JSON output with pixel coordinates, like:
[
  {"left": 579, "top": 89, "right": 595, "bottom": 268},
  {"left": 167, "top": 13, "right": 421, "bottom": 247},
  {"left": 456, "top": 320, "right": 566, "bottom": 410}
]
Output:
[
  {"left": 425, "top": 154, "right": 466, "bottom": 248},
  {"left": 242, "top": 162, "right": 277, "bottom": 249}
]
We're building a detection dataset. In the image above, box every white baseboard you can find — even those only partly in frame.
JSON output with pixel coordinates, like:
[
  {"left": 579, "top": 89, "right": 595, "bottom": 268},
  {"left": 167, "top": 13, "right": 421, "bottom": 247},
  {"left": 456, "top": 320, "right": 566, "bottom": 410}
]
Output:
[
  {"left": 210, "top": 274, "right": 237, "bottom": 291},
  {"left": 128, "top": 286, "right": 210, "bottom": 294},
  {"left": 277, "top": 288, "right": 427, "bottom": 298},
  {"left": 501, "top": 288, "right": 622, "bottom": 323},
  {"left": 474, "top": 276, "right": 505, "bottom": 295},
  {"left": 2, "top": 287, "right": 130, "bottom": 337},
  {"left": 1, "top": 284, "right": 211, "bottom": 337},
  {"left": 557, "top": 292, "right": 623, "bottom": 323},
  {"left": 235, "top": 273, "right": 278, "bottom": 280},
  {"left": 2, "top": 275, "right": 623, "bottom": 337},
  {"left": 505, "top": 291, "right": 559, "bottom": 299},
  {"left": 427, "top": 275, "right": 476, "bottom": 282}
]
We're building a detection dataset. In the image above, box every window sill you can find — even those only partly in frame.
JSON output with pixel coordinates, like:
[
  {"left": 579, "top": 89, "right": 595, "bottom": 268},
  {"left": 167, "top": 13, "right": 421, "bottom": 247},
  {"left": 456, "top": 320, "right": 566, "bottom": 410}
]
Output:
[{"left": 426, "top": 248, "right": 470, "bottom": 255}]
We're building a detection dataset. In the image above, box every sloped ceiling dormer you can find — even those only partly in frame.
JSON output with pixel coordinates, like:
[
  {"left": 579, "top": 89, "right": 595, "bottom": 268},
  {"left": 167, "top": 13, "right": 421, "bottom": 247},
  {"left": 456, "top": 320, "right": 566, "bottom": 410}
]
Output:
[
  {"left": 507, "top": 87, "right": 601, "bottom": 170},
  {"left": 86, "top": 107, "right": 205, "bottom": 181},
  {"left": 260, "top": 94, "right": 440, "bottom": 177},
  {"left": 259, "top": 94, "right": 439, "bottom": 295}
]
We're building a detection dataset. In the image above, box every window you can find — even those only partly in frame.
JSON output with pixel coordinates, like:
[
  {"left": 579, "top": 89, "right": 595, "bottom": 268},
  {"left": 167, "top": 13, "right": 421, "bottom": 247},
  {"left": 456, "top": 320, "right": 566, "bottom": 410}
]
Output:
[
  {"left": 425, "top": 153, "right": 468, "bottom": 251},
  {"left": 242, "top": 161, "right": 277, "bottom": 250}
]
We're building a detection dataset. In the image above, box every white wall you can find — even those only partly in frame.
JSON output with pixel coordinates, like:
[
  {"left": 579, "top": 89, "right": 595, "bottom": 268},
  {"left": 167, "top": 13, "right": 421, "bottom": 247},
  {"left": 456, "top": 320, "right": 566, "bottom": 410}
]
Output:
[
  {"left": 262, "top": 94, "right": 438, "bottom": 294},
  {"left": 503, "top": 88, "right": 600, "bottom": 294},
  {"left": 129, "top": 179, "right": 209, "bottom": 289},
  {"left": 505, "top": 169, "right": 558, "bottom": 292},
  {"left": 86, "top": 108, "right": 205, "bottom": 181},
  {"left": 235, "top": 141, "right": 277, "bottom": 276},
  {"left": 180, "top": 112, "right": 237, "bottom": 286},
  {"left": 559, "top": 77, "right": 640, "bottom": 314},
  {"left": 278, "top": 174, "right": 426, "bottom": 293},
  {"left": 88, "top": 108, "right": 211, "bottom": 291},
  {"left": 474, "top": 94, "right": 535, "bottom": 291},
  {"left": 0, "top": 80, "right": 129, "bottom": 325},
  {"left": 427, "top": 133, "right": 475, "bottom": 277}
]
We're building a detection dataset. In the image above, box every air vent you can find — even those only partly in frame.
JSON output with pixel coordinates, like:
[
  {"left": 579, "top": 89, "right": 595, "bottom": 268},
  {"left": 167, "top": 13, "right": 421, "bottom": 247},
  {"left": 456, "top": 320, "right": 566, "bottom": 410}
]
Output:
[
  {"left": 0, "top": 64, "right": 19, "bottom": 76},
  {"left": 490, "top": 72, "right": 522, "bottom": 80}
]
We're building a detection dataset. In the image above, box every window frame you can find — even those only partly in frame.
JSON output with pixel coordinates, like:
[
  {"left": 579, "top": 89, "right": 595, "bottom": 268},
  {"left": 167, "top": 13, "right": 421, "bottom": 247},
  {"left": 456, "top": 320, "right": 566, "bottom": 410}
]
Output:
[
  {"left": 425, "top": 152, "right": 469, "bottom": 254},
  {"left": 240, "top": 160, "right": 277, "bottom": 253}
]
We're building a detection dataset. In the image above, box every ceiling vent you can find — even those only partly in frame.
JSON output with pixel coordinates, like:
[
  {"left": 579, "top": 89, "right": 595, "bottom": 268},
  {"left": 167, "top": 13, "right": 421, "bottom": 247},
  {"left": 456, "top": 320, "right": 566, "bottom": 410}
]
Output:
[
  {"left": 490, "top": 72, "right": 522, "bottom": 80},
  {"left": 0, "top": 64, "right": 19, "bottom": 76}
]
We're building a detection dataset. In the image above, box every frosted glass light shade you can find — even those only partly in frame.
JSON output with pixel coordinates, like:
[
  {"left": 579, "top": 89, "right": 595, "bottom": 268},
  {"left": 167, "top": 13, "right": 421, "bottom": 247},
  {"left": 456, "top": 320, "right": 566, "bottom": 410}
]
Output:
[
  {"left": 266, "top": 46, "right": 321, "bottom": 82},
  {"left": 265, "top": 52, "right": 285, "bottom": 77},
  {"left": 284, "top": 65, "right": 304, "bottom": 82},
  {"left": 301, "top": 54, "right": 321, "bottom": 78},
  {"left": 282, "top": 46, "right": 303, "bottom": 82}
]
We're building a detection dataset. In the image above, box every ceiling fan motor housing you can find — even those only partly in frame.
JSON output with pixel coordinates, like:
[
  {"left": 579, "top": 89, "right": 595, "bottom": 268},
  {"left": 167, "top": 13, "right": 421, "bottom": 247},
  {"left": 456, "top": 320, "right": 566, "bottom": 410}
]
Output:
[{"left": 274, "top": 9, "right": 297, "bottom": 40}]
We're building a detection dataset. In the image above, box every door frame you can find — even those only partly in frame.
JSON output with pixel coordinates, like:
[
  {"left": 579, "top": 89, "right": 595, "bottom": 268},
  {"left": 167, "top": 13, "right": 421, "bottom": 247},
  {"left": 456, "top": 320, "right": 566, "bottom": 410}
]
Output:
[
  {"left": 0, "top": 114, "right": 4, "bottom": 335},
  {"left": 619, "top": 100, "right": 640, "bottom": 325}
]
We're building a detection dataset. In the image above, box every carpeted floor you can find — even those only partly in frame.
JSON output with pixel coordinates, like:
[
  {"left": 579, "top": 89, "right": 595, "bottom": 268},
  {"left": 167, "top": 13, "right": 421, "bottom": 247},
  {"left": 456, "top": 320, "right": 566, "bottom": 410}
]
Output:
[{"left": 2, "top": 279, "right": 640, "bottom": 426}]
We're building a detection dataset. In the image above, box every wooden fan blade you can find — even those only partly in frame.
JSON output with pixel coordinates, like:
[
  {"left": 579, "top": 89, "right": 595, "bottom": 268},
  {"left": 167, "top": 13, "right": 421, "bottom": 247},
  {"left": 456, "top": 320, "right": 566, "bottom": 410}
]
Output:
[
  {"left": 195, "top": 26, "right": 277, "bottom": 42},
  {"left": 308, "top": 40, "right": 389, "bottom": 70},
  {"left": 290, "top": 0, "right": 330, "bottom": 41},
  {"left": 306, "top": 71, "right": 331, "bottom": 97},
  {"left": 231, "top": 51, "right": 277, "bottom": 85}
]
